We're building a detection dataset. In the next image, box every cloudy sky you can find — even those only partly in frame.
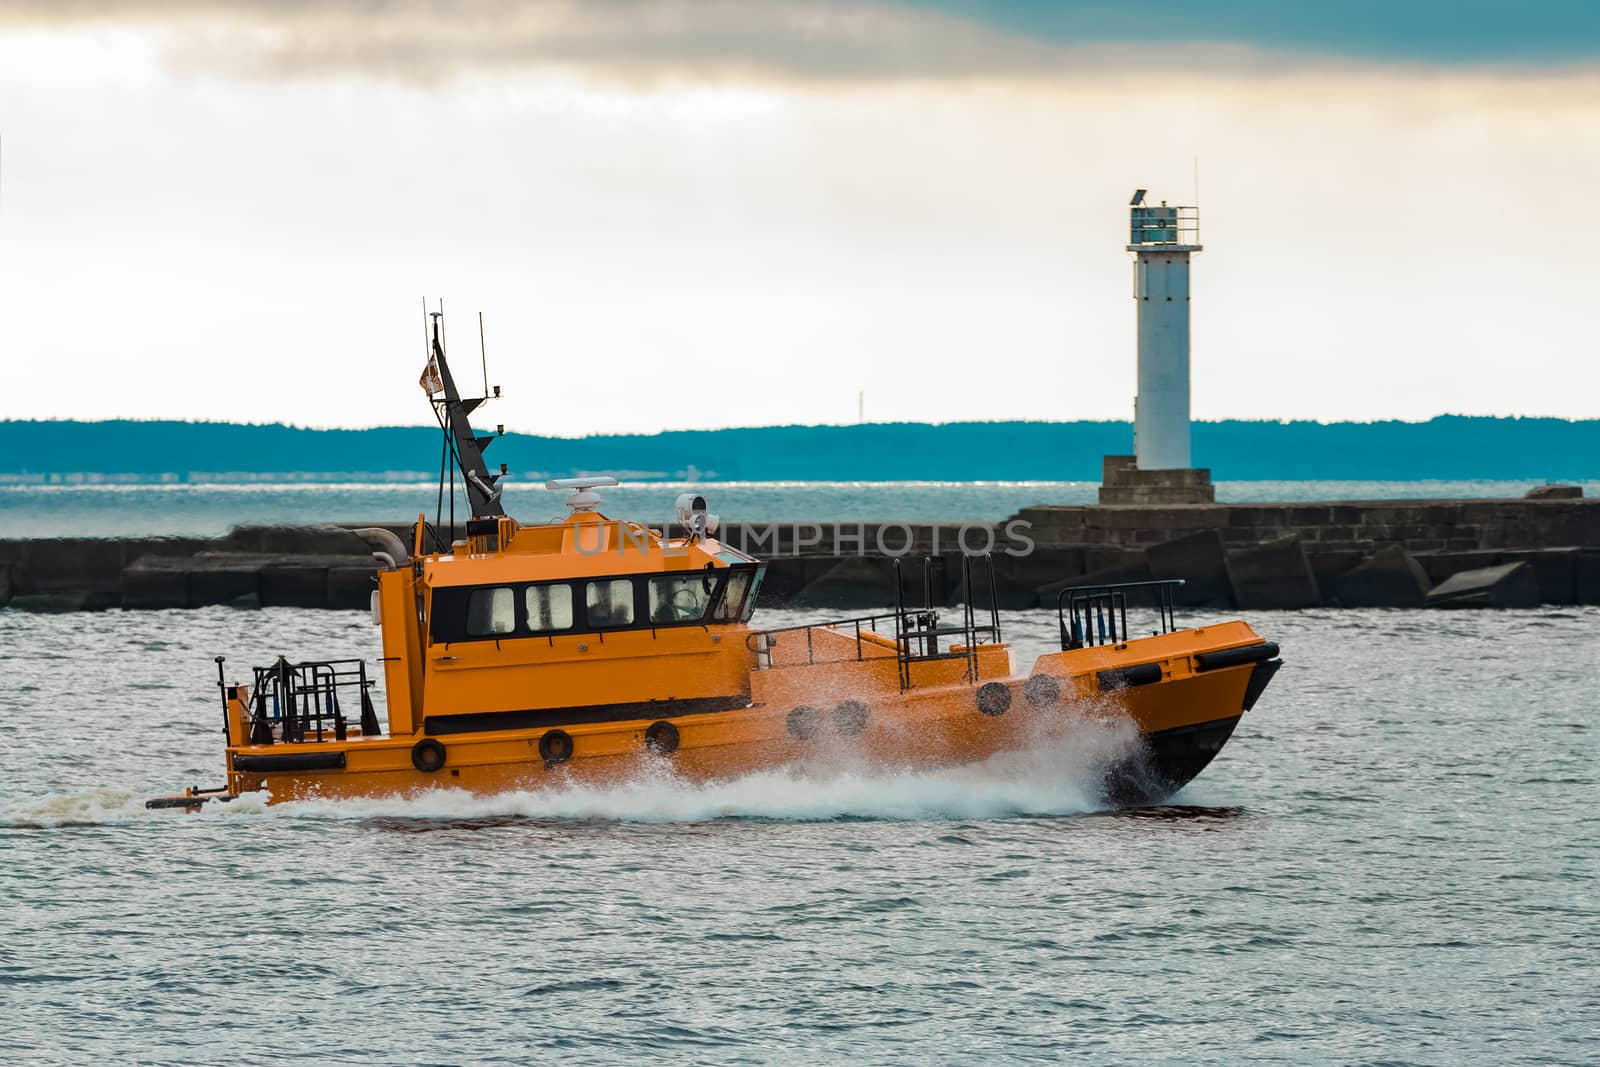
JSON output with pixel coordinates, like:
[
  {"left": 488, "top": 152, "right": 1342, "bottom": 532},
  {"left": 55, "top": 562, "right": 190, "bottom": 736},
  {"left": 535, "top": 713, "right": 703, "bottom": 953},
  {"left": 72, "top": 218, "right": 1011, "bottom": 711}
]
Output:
[{"left": 1, "top": 1, "right": 1596, "bottom": 435}]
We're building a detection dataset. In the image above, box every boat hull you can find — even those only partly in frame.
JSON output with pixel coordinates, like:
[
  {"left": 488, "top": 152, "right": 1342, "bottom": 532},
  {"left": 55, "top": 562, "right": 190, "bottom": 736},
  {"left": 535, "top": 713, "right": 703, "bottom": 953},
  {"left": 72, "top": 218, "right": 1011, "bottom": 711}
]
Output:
[{"left": 154, "top": 625, "right": 1280, "bottom": 811}]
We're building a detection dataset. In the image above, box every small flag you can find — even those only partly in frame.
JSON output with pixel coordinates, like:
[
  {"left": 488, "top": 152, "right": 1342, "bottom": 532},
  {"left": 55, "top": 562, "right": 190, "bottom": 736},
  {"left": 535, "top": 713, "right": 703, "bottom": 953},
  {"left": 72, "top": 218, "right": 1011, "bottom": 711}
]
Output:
[{"left": 419, "top": 355, "right": 443, "bottom": 395}]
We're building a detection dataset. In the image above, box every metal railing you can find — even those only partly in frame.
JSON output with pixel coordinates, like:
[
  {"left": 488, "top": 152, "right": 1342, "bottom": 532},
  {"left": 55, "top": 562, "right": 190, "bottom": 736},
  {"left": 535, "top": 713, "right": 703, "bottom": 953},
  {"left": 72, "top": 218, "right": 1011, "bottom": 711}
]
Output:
[
  {"left": 1056, "top": 579, "right": 1185, "bottom": 650},
  {"left": 245, "top": 656, "right": 381, "bottom": 745},
  {"left": 745, "top": 612, "right": 900, "bottom": 667},
  {"left": 1129, "top": 204, "right": 1200, "bottom": 245},
  {"left": 746, "top": 555, "right": 1003, "bottom": 692}
]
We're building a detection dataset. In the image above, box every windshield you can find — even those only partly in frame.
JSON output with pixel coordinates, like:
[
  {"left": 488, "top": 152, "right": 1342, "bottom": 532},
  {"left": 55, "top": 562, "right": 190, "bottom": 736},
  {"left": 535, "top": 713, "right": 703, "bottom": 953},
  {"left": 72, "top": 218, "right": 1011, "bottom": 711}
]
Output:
[{"left": 649, "top": 572, "right": 721, "bottom": 624}]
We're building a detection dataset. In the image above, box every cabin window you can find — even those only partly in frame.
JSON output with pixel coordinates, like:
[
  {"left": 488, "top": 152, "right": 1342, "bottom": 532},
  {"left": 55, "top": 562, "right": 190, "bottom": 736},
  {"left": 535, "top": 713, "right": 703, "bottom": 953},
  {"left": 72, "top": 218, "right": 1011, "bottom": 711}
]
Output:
[
  {"left": 465, "top": 586, "right": 516, "bottom": 636},
  {"left": 742, "top": 567, "right": 765, "bottom": 619},
  {"left": 649, "top": 573, "right": 719, "bottom": 624},
  {"left": 525, "top": 584, "right": 574, "bottom": 633},
  {"left": 586, "top": 579, "right": 635, "bottom": 628},
  {"left": 712, "top": 569, "right": 751, "bottom": 622}
]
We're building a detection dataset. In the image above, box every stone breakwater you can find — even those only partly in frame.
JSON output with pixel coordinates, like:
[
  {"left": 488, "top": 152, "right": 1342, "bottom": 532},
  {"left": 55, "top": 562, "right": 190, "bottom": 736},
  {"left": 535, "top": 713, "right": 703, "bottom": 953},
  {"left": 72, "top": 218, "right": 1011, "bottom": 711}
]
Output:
[{"left": 0, "top": 495, "right": 1595, "bottom": 613}]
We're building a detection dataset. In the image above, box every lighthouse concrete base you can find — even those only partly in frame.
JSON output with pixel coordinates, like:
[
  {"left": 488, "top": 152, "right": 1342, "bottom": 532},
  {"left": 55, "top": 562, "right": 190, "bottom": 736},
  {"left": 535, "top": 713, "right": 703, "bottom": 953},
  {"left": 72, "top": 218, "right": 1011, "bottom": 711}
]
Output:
[{"left": 1098, "top": 455, "right": 1216, "bottom": 506}]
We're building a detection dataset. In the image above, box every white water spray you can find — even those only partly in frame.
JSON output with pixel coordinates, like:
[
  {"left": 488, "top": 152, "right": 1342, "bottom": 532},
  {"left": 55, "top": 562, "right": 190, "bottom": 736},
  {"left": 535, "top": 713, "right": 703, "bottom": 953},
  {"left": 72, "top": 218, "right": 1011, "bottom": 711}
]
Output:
[{"left": 2, "top": 715, "right": 1144, "bottom": 828}]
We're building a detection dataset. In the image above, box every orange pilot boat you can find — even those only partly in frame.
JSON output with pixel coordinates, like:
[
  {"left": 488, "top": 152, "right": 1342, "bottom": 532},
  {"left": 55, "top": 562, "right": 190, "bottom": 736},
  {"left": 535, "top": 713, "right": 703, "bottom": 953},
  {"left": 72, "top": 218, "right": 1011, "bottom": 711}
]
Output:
[{"left": 148, "top": 311, "right": 1282, "bottom": 811}]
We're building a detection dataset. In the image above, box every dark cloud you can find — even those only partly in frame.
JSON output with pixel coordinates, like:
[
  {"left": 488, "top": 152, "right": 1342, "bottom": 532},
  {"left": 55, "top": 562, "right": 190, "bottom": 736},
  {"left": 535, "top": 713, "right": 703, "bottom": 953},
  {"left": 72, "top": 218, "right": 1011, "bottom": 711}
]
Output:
[
  {"left": 914, "top": 1, "right": 1600, "bottom": 65},
  {"left": 5, "top": 0, "right": 1596, "bottom": 83}
]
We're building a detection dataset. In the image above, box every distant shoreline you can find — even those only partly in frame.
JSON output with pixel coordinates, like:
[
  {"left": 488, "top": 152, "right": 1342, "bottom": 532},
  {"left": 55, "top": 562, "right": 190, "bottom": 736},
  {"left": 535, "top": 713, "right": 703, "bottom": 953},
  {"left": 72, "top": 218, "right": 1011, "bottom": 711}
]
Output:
[{"left": 1, "top": 415, "right": 1595, "bottom": 482}]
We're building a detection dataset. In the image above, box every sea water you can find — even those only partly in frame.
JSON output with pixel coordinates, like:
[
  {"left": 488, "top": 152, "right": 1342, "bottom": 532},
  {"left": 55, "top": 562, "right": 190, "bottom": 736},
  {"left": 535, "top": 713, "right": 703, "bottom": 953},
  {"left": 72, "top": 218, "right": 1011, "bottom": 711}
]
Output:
[
  {"left": 3, "top": 478, "right": 1597, "bottom": 537},
  {"left": 1, "top": 604, "right": 1595, "bottom": 1064}
]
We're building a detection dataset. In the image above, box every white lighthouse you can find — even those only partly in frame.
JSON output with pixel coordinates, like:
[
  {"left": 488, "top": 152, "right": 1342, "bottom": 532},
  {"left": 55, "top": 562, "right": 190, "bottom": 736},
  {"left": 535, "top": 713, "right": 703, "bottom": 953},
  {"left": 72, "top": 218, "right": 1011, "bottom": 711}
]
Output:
[
  {"left": 1130, "top": 192, "right": 1199, "bottom": 468},
  {"left": 1099, "top": 189, "right": 1215, "bottom": 505}
]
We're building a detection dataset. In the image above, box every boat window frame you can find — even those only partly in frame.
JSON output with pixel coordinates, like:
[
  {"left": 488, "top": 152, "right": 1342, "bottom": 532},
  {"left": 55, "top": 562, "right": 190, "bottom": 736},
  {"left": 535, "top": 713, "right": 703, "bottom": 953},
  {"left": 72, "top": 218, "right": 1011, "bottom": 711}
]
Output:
[
  {"left": 712, "top": 564, "right": 763, "bottom": 622},
  {"left": 428, "top": 565, "right": 763, "bottom": 644},
  {"left": 523, "top": 582, "right": 576, "bottom": 635},
  {"left": 463, "top": 585, "right": 518, "bottom": 638},
  {"left": 584, "top": 576, "right": 640, "bottom": 630}
]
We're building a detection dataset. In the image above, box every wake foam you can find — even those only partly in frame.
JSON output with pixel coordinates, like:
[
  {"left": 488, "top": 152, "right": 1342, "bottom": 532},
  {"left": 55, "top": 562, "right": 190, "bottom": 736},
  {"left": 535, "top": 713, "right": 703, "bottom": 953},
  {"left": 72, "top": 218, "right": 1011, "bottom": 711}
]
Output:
[
  {"left": 0, "top": 786, "right": 157, "bottom": 828},
  {"left": 4, "top": 716, "right": 1144, "bottom": 827}
]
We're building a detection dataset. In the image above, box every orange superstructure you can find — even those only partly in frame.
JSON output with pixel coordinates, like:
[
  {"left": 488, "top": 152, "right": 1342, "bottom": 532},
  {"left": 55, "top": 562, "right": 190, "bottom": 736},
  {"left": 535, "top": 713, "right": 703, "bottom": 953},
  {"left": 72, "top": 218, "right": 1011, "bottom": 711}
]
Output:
[{"left": 149, "top": 309, "right": 1281, "bottom": 811}]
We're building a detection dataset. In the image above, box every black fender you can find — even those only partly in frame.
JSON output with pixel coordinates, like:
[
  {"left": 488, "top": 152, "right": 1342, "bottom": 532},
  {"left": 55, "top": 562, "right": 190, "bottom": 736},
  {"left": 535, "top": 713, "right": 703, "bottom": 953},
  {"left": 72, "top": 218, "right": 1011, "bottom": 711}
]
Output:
[
  {"left": 1195, "top": 642, "right": 1280, "bottom": 673},
  {"left": 787, "top": 706, "right": 822, "bottom": 740},
  {"left": 1098, "top": 663, "right": 1163, "bottom": 692},
  {"left": 233, "top": 751, "right": 346, "bottom": 773},
  {"left": 976, "top": 682, "right": 1012, "bottom": 717},
  {"left": 833, "top": 700, "right": 870, "bottom": 736},
  {"left": 645, "top": 720, "right": 680, "bottom": 755},
  {"left": 411, "top": 738, "right": 447, "bottom": 773},
  {"left": 1023, "top": 674, "right": 1061, "bottom": 708},
  {"left": 539, "top": 729, "right": 574, "bottom": 764}
]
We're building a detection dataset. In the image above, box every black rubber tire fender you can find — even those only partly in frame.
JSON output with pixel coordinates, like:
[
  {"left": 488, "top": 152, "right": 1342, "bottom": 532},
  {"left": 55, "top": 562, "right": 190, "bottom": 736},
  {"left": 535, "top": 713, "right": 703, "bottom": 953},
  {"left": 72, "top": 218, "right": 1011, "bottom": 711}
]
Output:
[
  {"left": 411, "top": 738, "right": 447, "bottom": 773},
  {"left": 1022, "top": 674, "right": 1062, "bottom": 709},
  {"left": 645, "top": 720, "right": 680, "bottom": 755},
  {"left": 1098, "top": 663, "right": 1164, "bottom": 692},
  {"left": 787, "top": 706, "right": 822, "bottom": 740},
  {"left": 833, "top": 700, "right": 870, "bottom": 736},
  {"left": 976, "top": 682, "right": 1012, "bottom": 717},
  {"left": 1194, "top": 642, "right": 1281, "bottom": 673},
  {"left": 539, "top": 729, "right": 574, "bottom": 765}
]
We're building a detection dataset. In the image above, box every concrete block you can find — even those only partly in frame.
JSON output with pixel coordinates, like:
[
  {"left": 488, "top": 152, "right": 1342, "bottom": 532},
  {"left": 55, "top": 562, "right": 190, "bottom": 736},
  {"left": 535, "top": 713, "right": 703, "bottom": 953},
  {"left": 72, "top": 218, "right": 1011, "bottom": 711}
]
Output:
[
  {"left": 126, "top": 537, "right": 212, "bottom": 561},
  {"left": 1333, "top": 545, "right": 1432, "bottom": 608},
  {"left": 1147, "top": 530, "right": 1233, "bottom": 608},
  {"left": 1426, "top": 562, "right": 1541, "bottom": 609},
  {"left": 754, "top": 558, "right": 811, "bottom": 606},
  {"left": 260, "top": 565, "right": 332, "bottom": 609},
  {"left": 1220, "top": 527, "right": 1265, "bottom": 544},
  {"left": 1497, "top": 548, "right": 1582, "bottom": 605},
  {"left": 1306, "top": 549, "right": 1366, "bottom": 592},
  {"left": 1578, "top": 551, "right": 1600, "bottom": 605},
  {"left": 327, "top": 564, "right": 379, "bottom": 610},
  {"left": 187, "top": 558, "right": 263, "bottom": 607},
  {"left": 121, "top": 557, "right": 190, "bottom": 609},
  {"left": 223, "top": 524, "right": 374, "bottom": 556},
  {"left": 1525, "top": 484, "right": 1582, "bottom": 500},
  {"left": 1083, "top": 547, "right": 1147, "bottom": 574},
  {"left": 1037, "top": 556, "right": 1153, "bottom": 610},
  {"left": 21, "top": 538, "right": 126, "bottom": 594},
  {"left": 946, "top": 548, "right": 1085, "bottom": 610},
  {"left": 790, "top": 557, "right": 903, "bottom": 611},
  {"left": 1227, "top": 537, "right": 1321, "bottom": 610},
  {"left": 1417, "top": 550, "right": 1502, "bottom": 585}
]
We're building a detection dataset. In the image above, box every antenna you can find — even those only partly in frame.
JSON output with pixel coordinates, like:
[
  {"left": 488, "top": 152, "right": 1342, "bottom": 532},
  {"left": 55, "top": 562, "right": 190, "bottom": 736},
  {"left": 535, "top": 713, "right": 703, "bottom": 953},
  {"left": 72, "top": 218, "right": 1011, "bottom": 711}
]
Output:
[
  {"left": 1193, "top": 156, "right": 1200, "bottom": 206},
  {"left": 478, "top": 311, "right": 489, "bottom": 398}
]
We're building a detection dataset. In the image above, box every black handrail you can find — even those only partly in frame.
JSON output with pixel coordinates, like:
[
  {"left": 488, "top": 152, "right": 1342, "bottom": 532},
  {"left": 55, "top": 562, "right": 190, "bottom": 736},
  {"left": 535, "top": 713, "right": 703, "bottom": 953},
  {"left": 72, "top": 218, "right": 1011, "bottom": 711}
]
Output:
[
  {"left": 244, "top": 657, "right": 381, "bottom": 745},
  {"left": 1055, "top": 579, "right": 1185, "bottom": 650}
]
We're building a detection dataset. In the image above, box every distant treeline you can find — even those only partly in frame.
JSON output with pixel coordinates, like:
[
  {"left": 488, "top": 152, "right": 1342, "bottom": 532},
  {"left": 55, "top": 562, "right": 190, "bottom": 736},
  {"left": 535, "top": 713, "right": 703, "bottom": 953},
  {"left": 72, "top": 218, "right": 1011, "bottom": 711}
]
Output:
[{"left": 0, "top": 416, "right": 1594, "bottom": 482}]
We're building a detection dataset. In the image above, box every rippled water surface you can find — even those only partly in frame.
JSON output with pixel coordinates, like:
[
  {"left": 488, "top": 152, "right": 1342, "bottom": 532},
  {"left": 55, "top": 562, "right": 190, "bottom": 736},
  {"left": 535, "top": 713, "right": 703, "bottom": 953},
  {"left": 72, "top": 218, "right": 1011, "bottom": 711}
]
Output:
[
  {"left": 6, "top": 478, "right": 1597, "bottom": 536},
  {"left": 2, "top": 605, "right": 1595, "bottom": 1065}
]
